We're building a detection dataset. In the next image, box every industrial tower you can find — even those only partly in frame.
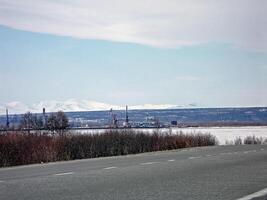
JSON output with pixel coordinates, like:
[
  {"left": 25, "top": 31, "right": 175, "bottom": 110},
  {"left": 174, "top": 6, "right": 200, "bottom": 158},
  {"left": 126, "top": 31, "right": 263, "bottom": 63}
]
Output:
[
  {"left": 42, "top": 108, "right": 46, "bottom": 128},
  {"left": 6, "top": 108, "right": 9, "bottom": 128},
  {"left": 124, "top": 105, "right": 130, "bottom": 128},
  {"left": 109, "top": 108, "right": 118, "bottom": 128}
]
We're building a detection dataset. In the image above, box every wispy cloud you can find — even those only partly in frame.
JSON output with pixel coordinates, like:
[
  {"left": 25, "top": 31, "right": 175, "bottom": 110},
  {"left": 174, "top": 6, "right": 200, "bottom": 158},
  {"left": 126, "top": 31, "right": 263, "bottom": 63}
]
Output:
[{"left": 0, "top": 0, "right": 266, "bottom": 51}]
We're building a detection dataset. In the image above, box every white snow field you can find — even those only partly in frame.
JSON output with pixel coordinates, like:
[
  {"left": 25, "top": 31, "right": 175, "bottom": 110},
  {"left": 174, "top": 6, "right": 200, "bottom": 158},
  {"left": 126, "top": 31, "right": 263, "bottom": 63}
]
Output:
[
  {"left": 170, "top": 126, "right": 267, "bottom": 145},
  {"left": 75, "top": 126, "right": 267, "bottom": 145}
]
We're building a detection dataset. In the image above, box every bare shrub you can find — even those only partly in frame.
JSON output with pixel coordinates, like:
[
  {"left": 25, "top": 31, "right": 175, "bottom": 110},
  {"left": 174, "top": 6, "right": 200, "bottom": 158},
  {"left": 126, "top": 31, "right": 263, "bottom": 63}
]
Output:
[
  {"left": 0, "top": 129, "right": 217, "bottom": 167},
  {"left": 0, "top": 132, "right": 57, "bottom": 167},
  {"left": 243, "top": 136, "right": 263, "bottom": 145},
  {"left": 234, "top": 137, "right": 243, "bottom": 145},
  {"left": 47, "top": 111, "right": 69, "bottom": 136}
]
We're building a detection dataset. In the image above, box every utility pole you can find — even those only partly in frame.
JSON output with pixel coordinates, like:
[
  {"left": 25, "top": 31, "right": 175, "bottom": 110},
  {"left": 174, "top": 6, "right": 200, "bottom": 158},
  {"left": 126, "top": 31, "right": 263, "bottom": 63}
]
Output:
[
  {"left": 109, "top": 108, "right": 113, "bottom": 127},
  {"left": 6, "top": 108, "right": 10, "bottom": 129},
  {"left": 42, "top": 108, "right": 46, "bottom": 128},
  {"left": 126, "top": 105, "right": 129, "bottom": 124}
]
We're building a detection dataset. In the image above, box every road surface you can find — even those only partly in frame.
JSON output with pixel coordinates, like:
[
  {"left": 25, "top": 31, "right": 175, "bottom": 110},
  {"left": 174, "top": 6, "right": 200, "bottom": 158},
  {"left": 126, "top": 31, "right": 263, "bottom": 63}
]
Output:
[{"left": 0, "top": 145, "right": 267, "bottom": 200}]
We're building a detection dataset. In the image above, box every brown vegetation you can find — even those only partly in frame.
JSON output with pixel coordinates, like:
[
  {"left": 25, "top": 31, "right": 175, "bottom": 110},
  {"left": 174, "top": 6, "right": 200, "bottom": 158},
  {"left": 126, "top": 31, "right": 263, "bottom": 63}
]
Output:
[
  {"left": 0, "top": 129, "right": 217, "bottom": 167},
  {"left": 233, "top": 135, "right": 266, "bottom": 145}
]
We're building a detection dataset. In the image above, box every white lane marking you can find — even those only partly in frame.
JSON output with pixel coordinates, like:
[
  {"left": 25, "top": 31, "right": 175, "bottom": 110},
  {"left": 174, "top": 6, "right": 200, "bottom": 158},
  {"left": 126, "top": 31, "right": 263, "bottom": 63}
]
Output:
[
  {"left": 168, "top": 159, "right": 175, "bottom": 162},
  {"left": 236, "top": 187, "right": 267, "bottom": 200},
  {"left": 252, "top": 150, "right": 257, "bottom": 153},
  {"left": 54, "top": 172, "right": 74, "bottom": 176},
  {"left": 244, "top": 151, "right": 250, "bottom": 154},
  {"left": 261, "top": 148, "right": 264, "bottom": 151},
  {"left": 0, "top": 180, "right": 4, "bottom": 183},
  {"left": 103, "top": 167, "right": 118, "bottom": 170},
  {"left": 221, "top": 152, "right": 240, "bottom": 155},
  {"left": 188, "top": 156, "right": 201, "bottom": 160},
  {"left": 140, "top": 162, "right": 158, "bottom": 165},
  {"left": 205, "top": 155, "right": 212, "bottom": 157}
]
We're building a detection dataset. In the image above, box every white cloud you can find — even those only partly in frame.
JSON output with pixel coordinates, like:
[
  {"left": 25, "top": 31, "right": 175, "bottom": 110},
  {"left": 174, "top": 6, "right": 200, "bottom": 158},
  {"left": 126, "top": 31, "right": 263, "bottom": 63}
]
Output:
[{"left": 0, "top": 0, "right": 266, "bottom": 51}]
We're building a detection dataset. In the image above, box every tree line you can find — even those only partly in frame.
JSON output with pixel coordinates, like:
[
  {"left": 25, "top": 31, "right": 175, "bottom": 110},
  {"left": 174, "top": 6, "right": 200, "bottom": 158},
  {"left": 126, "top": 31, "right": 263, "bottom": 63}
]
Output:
[{"left": 19, "top": 111, "right": 69, "bottom": 134}]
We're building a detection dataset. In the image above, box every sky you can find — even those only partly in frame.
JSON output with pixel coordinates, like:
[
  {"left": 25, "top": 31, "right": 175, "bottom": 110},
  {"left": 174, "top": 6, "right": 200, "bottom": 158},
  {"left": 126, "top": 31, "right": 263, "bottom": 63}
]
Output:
[{"left": 0, "top": 0, "right": 267, "bottom": 113}]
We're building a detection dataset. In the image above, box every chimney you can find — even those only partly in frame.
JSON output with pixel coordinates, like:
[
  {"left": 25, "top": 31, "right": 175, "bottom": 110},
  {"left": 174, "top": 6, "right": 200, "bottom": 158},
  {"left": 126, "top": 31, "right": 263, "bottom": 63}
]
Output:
[
  {"left": 126, "top": 105, "right": 129, "bottom": 123},
  {"left": 6, "top": 108, "right": 9, "bottom": 128},
  {"left": 42, "top": 108, "right": 46, "bottom": 127}
]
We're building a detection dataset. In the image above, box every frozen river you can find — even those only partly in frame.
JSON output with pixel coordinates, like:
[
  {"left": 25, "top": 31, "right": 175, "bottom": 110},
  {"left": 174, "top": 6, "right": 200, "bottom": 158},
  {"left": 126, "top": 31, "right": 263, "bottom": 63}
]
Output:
[
  {"left": 73, "top": 126, "right": 267, "bottom": 145},
  {"left": 170, "top": 126, "right": 267, "bottom": 145}
]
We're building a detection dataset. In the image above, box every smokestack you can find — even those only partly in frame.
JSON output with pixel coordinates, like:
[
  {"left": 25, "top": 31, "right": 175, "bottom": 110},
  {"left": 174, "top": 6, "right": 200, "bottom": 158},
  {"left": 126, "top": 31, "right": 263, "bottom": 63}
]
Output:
[
  {"left": 6, "top": 108, "right": 9, "bottom": 128},
  {"left": 126, "top": 105, "right": 129, "bottom": 123},
  {"left": 123, "top": 105, "right": 130, "bottom": 128},
  {"left": 42, "top": 108, "right": 46, "bottom": 127}
]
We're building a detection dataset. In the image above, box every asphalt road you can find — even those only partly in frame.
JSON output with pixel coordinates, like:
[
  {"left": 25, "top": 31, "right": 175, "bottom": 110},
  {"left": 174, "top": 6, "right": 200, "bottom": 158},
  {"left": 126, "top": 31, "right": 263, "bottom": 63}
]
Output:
[{"left": 1, "top": 145, "right": 267, "bottom": 200}]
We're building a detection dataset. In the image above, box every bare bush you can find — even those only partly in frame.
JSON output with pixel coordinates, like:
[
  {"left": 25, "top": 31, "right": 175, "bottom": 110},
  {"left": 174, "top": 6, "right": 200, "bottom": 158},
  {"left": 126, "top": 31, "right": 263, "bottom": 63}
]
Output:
[
  {"left": 20, "top": 112, "right": 43, "bottom": 131},
  {"left": 243, "top": 136, "right": 263, "bottom": 145},
  {"left": 0, "top": 132, "right": 57, "bottom": 167},
  {"left": 47, "top": 111, "right": 69, "bottom": 136},
  {"left": 0, "top": 129, "right": 217, "bottom": 167},
  {"left": 234, "top": 137, "right": 243, "bottom": 145}
]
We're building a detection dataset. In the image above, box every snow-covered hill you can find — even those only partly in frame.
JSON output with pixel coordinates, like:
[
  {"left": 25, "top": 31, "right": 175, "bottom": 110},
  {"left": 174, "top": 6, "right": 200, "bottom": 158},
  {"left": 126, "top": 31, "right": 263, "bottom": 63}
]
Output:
[{"left": 0, "top": 99, "right": 182, "bottom": 114}]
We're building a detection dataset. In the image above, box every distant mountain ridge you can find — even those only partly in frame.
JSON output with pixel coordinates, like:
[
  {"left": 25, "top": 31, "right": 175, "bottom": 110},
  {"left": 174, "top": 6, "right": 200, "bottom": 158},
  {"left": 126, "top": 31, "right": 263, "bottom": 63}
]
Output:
[{"left": 0, "top": 99, "right": 187, "bottom": 115}]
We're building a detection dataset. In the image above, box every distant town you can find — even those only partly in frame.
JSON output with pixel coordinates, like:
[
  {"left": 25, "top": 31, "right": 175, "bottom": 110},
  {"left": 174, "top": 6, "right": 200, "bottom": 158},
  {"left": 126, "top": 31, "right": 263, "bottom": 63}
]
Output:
[{"left": 1, "top": 106, "right": 267, "bottom": 131}]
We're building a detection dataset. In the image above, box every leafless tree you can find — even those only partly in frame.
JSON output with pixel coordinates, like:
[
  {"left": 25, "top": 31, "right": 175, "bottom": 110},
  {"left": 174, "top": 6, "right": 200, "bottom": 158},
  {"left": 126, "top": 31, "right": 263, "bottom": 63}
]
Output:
[
  {"left": 20, "top": 112, "right": 43, "bottom": 132},
  {"left": 47, "top": 111, "right": 69, "bottom": 136}
]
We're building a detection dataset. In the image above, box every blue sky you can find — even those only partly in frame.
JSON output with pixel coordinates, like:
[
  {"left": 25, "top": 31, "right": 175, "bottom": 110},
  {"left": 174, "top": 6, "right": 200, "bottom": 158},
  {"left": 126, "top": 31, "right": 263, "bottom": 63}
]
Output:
[{"left": 0, "top": 0, "right": 266, "bottom": 111}]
